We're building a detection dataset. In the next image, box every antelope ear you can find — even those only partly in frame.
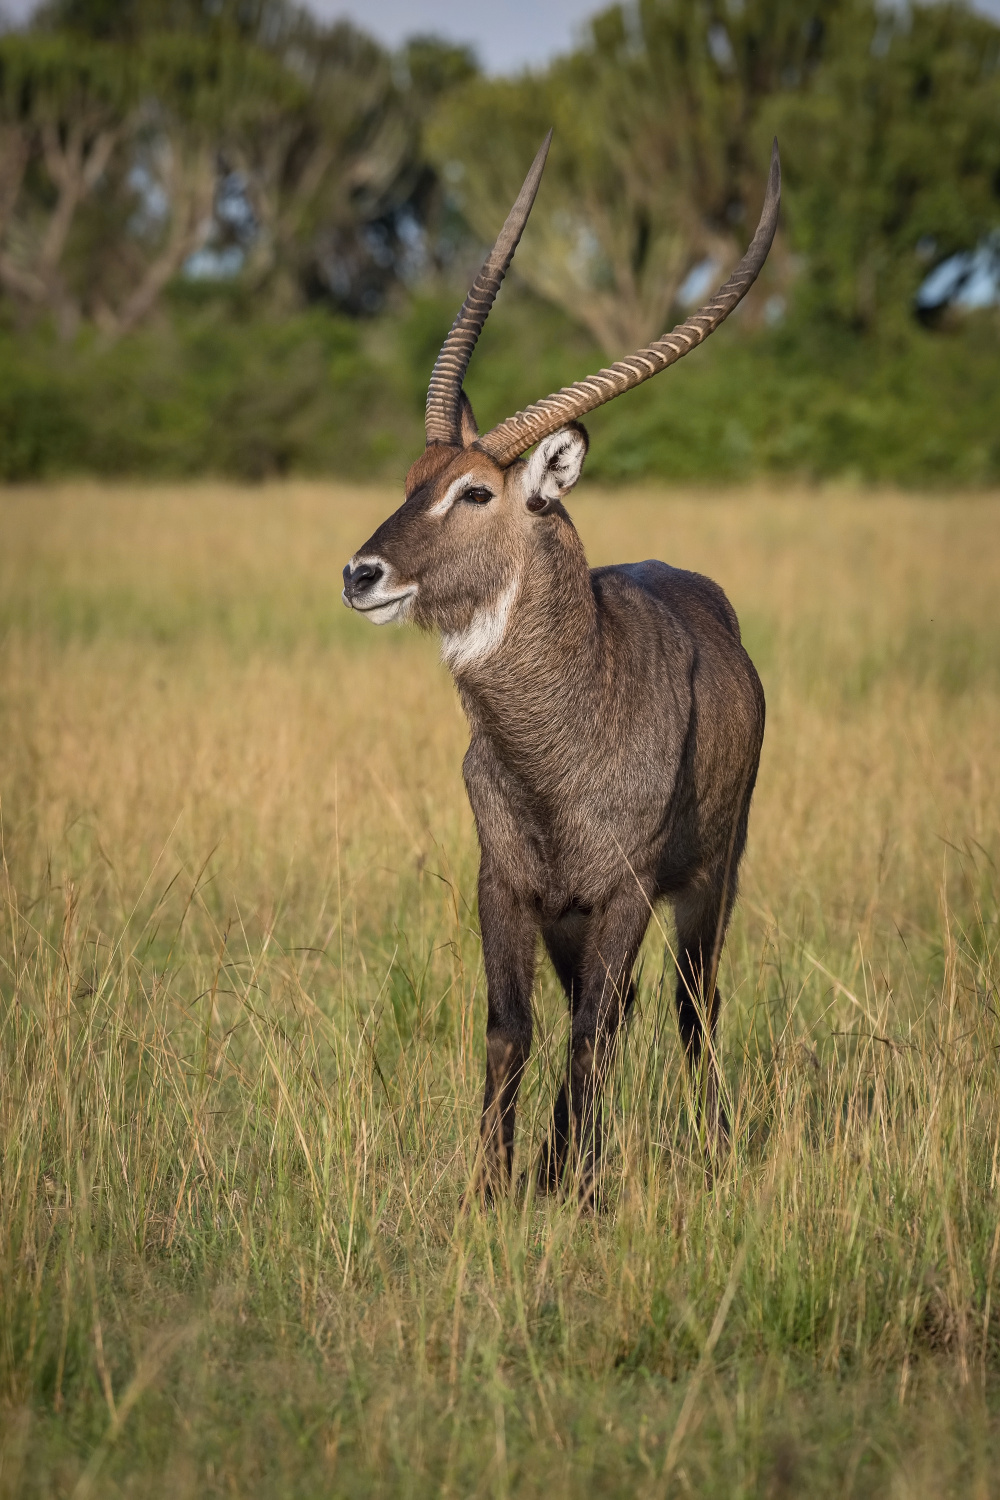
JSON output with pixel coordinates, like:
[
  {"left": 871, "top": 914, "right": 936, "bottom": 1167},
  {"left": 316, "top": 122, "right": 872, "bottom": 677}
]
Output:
[
  {"left": 523, "top": 423, "right": 589, "bottom": 513},
  {"left": 458, "top": 390, "right": 479, "bottom": 446}
]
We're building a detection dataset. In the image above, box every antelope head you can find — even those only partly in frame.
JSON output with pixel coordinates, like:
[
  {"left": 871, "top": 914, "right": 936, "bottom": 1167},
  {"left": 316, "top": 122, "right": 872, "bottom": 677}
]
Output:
[{"left": 343, "top": 132, "right": 780, "bottom": 667}]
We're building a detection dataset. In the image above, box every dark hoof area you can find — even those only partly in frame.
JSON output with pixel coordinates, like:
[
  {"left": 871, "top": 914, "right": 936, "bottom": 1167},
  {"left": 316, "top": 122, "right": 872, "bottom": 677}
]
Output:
[
  {"left": 459, "top": 1179, "right": 497, "bottom": 1214},
  {"left": 536, "top": 1142, "right": 567, "bottom": 1196},
  {"left": 537, "top": 1150, "right": 605, "bottom": 1214},
  {"left": 701, "top": 1113, "right": 731, "bottom": 1185},
  {"left": 575, "top": 1171, "right": 605, "bottom": 1214}
]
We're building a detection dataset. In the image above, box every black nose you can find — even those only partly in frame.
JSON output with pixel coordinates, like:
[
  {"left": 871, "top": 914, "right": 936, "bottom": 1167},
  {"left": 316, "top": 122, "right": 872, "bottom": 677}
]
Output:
[{"left": 343, "top": 560, "right": 384, "bottom": 599}]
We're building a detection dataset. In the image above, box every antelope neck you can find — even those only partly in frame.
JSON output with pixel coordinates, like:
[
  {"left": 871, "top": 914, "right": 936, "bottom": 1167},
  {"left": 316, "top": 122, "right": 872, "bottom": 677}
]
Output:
[{"left": 453, "top": 516, "right": 600, "bottom": 745}]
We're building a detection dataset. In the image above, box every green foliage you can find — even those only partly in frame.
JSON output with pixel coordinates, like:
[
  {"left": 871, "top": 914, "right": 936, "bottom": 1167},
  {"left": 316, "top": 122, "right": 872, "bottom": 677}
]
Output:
[
  {"left": 0, "top": 347, "right": 85, "bottom": 478},
  {"left": 768, "top": 0, "right": 1000, "bottom": 329},
  {"left": 0, "top": 30, "right": 132, "bottom": 116},
  {"left": 0, "top": 12, "right": 450, "bottom": 335},
  {"left": 0, "top": 298, "right": 421, "bottom": 480},
  {"left": 0, "top": 285, "right": 996, "bottom": 486},
  {"left": 400, "top": 34, "right": 479, "bottom": 100},
  {"left": 0, "top": 0, "right": 997, "bottom": 486},
  {"left": 426, "top": 0, "right": 838, "bottom": 351},
  {"left": 429, "top": 0, "right": 1000, "bottom": 345},
  {"left": 35, "top": 0, "right": 299, "bottom": 42},
  {"left": 579, "top": 316, "right": 1000, "bottom": 486},
  {"left": 138, "top": 30, "right": 307, "bottom": 134}
]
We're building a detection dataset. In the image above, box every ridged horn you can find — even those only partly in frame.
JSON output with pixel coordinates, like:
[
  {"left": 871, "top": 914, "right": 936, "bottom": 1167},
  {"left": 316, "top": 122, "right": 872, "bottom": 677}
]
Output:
[
  {"left": 477, "top": 138, "right": 781, "bottom": 468},
  {"left": 424, "top": 130, "right": 553, "bottom": 447}
]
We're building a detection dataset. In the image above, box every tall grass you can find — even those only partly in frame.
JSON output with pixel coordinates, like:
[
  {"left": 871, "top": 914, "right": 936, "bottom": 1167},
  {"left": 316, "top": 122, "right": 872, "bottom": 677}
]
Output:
[{"left": 1, "top": 481, "right": 998, "bottom": 1496}]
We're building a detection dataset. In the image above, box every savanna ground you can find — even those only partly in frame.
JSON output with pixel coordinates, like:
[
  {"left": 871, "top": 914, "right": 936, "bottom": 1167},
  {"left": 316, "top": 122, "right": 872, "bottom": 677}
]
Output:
[{"left": 0, "top": 479, "right": 998, "bottom": 1498}]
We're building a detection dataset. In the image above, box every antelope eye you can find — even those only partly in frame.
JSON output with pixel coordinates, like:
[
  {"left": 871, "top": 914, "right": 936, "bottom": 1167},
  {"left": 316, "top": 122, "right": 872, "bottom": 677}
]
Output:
[{"left": 462, "top": 486, "right": 494, "bottom": 505}]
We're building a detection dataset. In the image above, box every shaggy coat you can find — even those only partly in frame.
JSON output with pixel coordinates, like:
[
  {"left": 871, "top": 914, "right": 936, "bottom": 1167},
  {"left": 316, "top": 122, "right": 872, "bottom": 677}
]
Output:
[{"left": 344, "top": 420, "right": 764, "bottom": 1195}]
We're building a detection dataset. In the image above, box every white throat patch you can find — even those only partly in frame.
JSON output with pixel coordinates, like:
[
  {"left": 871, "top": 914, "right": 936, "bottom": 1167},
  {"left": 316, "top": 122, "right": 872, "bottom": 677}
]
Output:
[{"left": 440, "top": 573, "right": 520, "bottom": 672}]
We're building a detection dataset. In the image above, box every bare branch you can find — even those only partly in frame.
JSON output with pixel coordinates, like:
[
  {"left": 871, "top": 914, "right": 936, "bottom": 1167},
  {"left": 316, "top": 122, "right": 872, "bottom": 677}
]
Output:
[
  {"left": 106, "top": 143, "right": 215, "bottom": 339},
  {"left": 0, "top": 251, "right": 46, "bottom": 302},
  {"left": 0, "top": 125, "right": 29, "bottom": 241}
]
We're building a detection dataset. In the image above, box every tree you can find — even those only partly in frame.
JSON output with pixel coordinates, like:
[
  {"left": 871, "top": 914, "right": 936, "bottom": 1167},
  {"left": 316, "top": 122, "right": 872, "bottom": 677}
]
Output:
[
  {"left": 245, "top": 28, "right": 479, "bottom": 313},
  {"left": 767, "top": 0, "right": 1000, "bottom": 330},
  {"left": 0, "top": 30, "right": 312, "bottom": 338},
  {"left": 0, "top": 10, "right": 453, "bottom": 333},
  {"left": 227, "top": 22, "right": 418, "bottom": 309},
  {"left": 2, "top": 0, "right": 474, "bottom": 329},
  {"left": 428, "top": 0, "right": 840, "bottom": 353},
  {"left": 99, "top": 32, "right": 308, "bottom": 335},
  {"left": 0, "top": 34, "right": 132, "bottom": 336}
]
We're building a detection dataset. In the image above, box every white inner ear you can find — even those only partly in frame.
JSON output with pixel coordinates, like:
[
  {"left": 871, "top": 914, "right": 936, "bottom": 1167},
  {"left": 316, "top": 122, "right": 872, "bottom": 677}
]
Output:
[{"left": 523, "top": 427, "right": 587, "bottom": 505}]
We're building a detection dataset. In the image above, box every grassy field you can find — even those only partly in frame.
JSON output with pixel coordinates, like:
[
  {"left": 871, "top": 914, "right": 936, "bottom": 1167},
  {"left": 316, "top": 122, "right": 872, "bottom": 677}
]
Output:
[{"left": 1, "top": 479, "right": 999, "bottom": 1497}]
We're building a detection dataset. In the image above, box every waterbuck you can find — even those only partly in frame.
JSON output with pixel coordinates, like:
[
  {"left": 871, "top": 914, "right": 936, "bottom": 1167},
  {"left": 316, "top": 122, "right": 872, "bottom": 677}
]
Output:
[{"left": 343, "top": 133, "right": 779, "bottom": 1201}]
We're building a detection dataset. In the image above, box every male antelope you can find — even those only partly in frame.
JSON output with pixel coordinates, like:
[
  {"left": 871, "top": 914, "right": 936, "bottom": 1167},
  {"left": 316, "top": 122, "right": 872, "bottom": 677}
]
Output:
[{"left": 344, "top": 134, "right": 779, "bottom": 1200}]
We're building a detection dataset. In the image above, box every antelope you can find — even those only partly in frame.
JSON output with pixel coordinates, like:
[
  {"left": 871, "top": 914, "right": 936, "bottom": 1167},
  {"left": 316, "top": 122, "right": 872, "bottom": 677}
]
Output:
[{"left": 343, "top": 133, "right": 779, "bottom": 1202}]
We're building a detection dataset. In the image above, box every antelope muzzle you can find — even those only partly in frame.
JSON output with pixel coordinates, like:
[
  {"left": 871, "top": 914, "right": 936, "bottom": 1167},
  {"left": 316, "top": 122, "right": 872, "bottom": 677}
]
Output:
[{"left": 342, "top": 555, "right": 416, "bottom": 624}]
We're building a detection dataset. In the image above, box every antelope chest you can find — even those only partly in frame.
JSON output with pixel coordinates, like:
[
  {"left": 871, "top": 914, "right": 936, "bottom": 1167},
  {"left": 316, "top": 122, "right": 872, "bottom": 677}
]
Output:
[{"left": 463, "top": 733, "right": 671, "bottom": 916}]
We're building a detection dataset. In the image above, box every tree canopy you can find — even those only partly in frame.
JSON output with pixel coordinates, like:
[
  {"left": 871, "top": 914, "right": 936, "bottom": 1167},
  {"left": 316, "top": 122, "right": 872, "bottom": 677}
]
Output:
[
  {"left": 429, "top": 0, "right": 1000, "bottom": 351},
  {"left": 767, "top": 0, "right": 1000, "bottom": 329},
  {"left": 0, "top": 1, "right": 476, "bottom": 334},
  {"left": 1, "top": 0, "right": 997, "bottom": 345}
]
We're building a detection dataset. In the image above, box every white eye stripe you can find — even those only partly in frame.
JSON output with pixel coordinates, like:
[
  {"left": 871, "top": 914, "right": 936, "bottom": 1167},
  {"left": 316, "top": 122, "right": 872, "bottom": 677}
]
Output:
[{"left": 428, "top": 472, "right": 492, "bottom": 517}]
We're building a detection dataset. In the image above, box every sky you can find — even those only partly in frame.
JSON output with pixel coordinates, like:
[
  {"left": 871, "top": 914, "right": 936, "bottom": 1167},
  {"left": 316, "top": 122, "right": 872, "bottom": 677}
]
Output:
[
  {"left": 303, "top": 0, "right": 602, "bottom": 73},
  {"left": 1, "top": 0, "right": 998, "bottom": 72},
  {"left": 0, "top": 0, "right": 604, "bottom": 69},
  {"left": 311, "top": 0, "right": 1000, "bottom": 71}
]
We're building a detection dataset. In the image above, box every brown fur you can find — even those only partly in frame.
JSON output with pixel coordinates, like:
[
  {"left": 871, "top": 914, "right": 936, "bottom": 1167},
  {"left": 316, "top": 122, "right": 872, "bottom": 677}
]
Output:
[{"left": 344, "top": 412, "right": 764, "bottom": 1201}]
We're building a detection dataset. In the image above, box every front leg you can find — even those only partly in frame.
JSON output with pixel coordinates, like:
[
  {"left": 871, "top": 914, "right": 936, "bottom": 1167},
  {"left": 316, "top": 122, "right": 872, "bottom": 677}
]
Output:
[{"left": 474, "top": 862, "right": 537, "bottom": 1201}]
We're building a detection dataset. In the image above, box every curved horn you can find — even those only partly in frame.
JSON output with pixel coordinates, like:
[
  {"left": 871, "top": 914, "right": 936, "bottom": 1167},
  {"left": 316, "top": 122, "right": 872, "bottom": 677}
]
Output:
[
  {"left": 424, "top": 130, "right": 553, "bottom": 447},
  {"left": 477, "top": 139, "right": 781, "bottom": 468}
]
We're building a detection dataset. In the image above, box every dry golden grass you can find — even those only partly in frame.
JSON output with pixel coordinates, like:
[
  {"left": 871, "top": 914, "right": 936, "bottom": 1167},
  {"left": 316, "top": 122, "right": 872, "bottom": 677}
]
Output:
[{"left": 1, "top": 479, "right": 999, "bottom": 1497}]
